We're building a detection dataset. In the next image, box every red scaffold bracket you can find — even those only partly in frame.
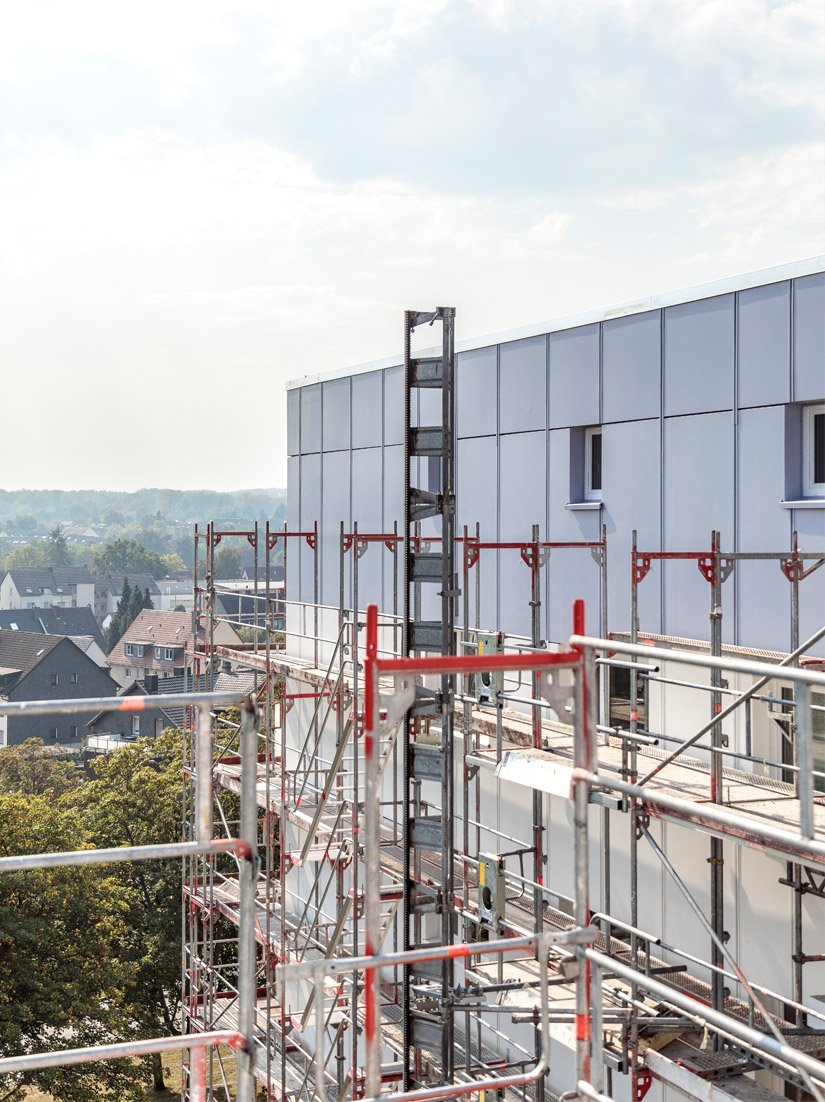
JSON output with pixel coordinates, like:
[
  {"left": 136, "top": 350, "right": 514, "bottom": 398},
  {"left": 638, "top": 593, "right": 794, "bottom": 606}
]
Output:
[
  {"left": 465, "top": 539, "right": 480, "bottom": 570},
  {"left": 634, "top": 1068, "right": 653, "bottom": 1102},
  {"left": 633, "top": 554, "right": 652, "bottom": 585}
]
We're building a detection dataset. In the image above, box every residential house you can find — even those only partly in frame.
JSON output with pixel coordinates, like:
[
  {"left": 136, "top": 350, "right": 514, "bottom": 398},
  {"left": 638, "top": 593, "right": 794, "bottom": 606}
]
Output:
[
  {"left": 106, "top": 609, "right": 242, "bottom": 689},
  {"left": 0, "top": 630, "right": 119, "bottom": 746},
  {"left": 0, "top": 567, "right": 96, "bottom": 612},
  {"left": 0, "top": 607, "right": 108, "bottom": 666},
  {"left": 86, "top": 677, "right": 176, "bottom": 747}
]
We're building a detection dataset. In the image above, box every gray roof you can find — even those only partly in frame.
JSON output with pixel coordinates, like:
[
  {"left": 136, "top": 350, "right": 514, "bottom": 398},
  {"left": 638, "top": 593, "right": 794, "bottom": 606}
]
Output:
[
  {"left": 93, "top": 573, "right": 161, "bottom": 596},
  {"left": 5, "top": 567, "right": 95, "bottom": 596},
  {"left": 0, "top": 630, "right": 63, "bottom": 684},
  {"left": 150, "top": 669, "right": 258, "bottom": 725},
  {"left": 0, "top": 607, "right": 106, "bottom": 650}
]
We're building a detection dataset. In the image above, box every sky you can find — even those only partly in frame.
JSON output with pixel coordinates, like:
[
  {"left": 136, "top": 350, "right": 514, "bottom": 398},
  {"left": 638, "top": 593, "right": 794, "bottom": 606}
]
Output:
[{"left": 1, "top": 0, "right": 823, "bottom": 492}]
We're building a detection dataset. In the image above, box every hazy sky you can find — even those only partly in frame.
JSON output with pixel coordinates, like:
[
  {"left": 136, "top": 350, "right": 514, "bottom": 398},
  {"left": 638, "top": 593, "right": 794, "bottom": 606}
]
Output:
[{"left": 2, "top": 0, "right": 823, "bottom": 491}]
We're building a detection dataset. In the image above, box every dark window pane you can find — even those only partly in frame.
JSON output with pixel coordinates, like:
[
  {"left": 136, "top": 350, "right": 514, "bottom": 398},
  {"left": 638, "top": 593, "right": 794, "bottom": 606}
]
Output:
[
  {"left": 591, "top": 431, "right": 602, "bottom": 491},
  {"left": 815, "top": 413, "right": 824, "bottom": 485}
]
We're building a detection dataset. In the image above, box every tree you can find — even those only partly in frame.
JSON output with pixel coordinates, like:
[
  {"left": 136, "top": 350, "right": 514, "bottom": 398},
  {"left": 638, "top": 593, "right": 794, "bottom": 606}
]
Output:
[
  {"left": 0, "top": 739, "right": 81, "bottom": 799},
  {"left": 214, "top": 545, "right": 243, "bottom": 579},
  {"left": 2, "top": 543, "right": 49, "bottom": 570},
  {"left": 48, "top": 525, "right": 72, "bottom": 568},
  {"left": 92, "top": 538, "right": 165, "bottom": 579},
  {"left": 63, "top": 731, "right": 186, "bottom": 1092},
  {"left": 0, "top": 792, "right": 146, "bottom": 1102},
  {"left": 160, "top": 552, "right": 187, "bottom": 575},
  {"left": 106, "top": 579, "right": 132, "bottom": 652}
]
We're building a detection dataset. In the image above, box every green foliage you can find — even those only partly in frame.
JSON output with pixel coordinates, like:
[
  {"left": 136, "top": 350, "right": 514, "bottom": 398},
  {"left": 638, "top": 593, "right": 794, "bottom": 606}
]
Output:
[
  {"left": 64, "top": 731, "right": 185, "bottom": 1046},
  {"left": 1, "top": 542, "right": 51, "bottom": 570},
  {"left": 159, "top": 552, "right": 187, "bottom": 574},
  {"left": 0, "top": 739, "right": 81, "bottom": 799},
  {"left": 92, "top": 539, "right": 165, "bottom": 579},
  {"left": 213, "top": 545, "right": 243, "bottom": 579},
  {"left": 48, "top": 525, "right": 72, "bottom": 568},
  {"left": 0, "top": 793, "right": 146, "bottom": 1102},
  {"left": 106, "top": 580, "right": 155, "bottom": 653}
]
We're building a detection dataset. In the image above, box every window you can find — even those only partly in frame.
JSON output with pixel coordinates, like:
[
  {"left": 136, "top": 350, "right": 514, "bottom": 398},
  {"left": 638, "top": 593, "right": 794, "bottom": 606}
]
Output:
[
  {"left": 585, "top": 427, "right": 603, "bottom": 501},
  {"left": 157, "top": 646, "right": 175, "bottom": 661},
  {"left": 70, "top": 672, "right": 78, "bottom": 685},
  {"left": 125, "top": 643, "right": 144, "bottom": 658},
  {"left": 804, "top": 403, "right": 825, "bottom": 498},
  {"left": 49, "top": 727, "right": 58, "bottom": 741},
  {"left": 50, "top": 673, "right": 59, "bottom": 686},
  {"left": 70, "top": 725, "right": 78, "bottom": 740},
  {"left": 131, "top": 716, "right": 141, "bottom": 737}
]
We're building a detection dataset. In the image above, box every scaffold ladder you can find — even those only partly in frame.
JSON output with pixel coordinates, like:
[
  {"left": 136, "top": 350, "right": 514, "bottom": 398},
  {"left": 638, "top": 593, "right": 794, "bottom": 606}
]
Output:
[{"left": 402, "top": 307, "right": 458, "bottom": 1088}]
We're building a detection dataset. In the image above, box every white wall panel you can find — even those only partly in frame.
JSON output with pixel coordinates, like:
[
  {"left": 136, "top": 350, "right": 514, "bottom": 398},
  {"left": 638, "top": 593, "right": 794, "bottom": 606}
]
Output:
[
  {"left": 352, "top": 371, "right": 383, "bottom": 449},
  {"left": 602, "top": 418, "right": 662, "bottom": 635},
  {"left": 663, "top": 412, "right": 734, "bottom": 641},
  {"left": 737, "top": 405, "right": 791, "bottom": 650},
  {"left": 793, "top": 508, "right": 825, "bottom": 659},
  {"left": 322, "top": 376, "right": 351, "bottom": 452},
  {"left": 793, "top": 273, "right": 825, "bottom": 401},
  {"left": 603, "top": 311, "right": 661, "bottom": 423},
  {"left": 287, "top": 455, "right": 300, "bottom": 600},
  {"left": 737, "top": 282, "right": 791, "bottom": 408},
  {"left": 287, "top": 389, "right": 300, "bottom": 455},
  {"left": 499, "top": 431, "right": 546, "bottom": 636},
  {"left": 382, "top": 446, "right": 403, "bottom": 612},
  {"left": 499, "top": 336, "right": 546, "bottom": 434},
  {"left": 352, "top": 448, "right": 384, "bottom": 608},
  {"left": 548, "top": 323, "right": 599, "bottom": 429},
  {"left": 457, "top": 436, "right": 498, "bottom": 629},
  {"left": 300, "top": 384, "right": 322, "bottom": 453},
  {"left": 299, "top": 453, "right": 320, "bottom": 603},
  {"left": 383, "top": 366, "right": 404, "bottom": 446},
  {"left": 321, "top": 451, "right": 350, "bottom": 607},
  {"left": 457, "top": 346, "right": 497, "bottom": 438},
  {"left": 664, "top": 294, "right": 734, "bottom": 416}
]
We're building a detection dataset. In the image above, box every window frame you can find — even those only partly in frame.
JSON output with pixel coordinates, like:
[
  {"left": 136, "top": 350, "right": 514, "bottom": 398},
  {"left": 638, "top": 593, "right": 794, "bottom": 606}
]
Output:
[
  {"left": 803, "top": 403, "right": 825, "bottom": 498},
  {"left": 50, "top": 672, "right": 59, "bottom": 687},
  {"left": 584, "top": 426, "right": 603, "bottom": 502}
]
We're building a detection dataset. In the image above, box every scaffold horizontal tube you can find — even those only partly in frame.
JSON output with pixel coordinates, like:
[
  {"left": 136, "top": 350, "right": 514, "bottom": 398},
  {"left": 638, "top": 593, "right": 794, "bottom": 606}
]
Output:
[
  {"left": 376, "top": 649, "right": 580, "bottom": 676},
  {"left": 0, "top": 1029, "right": 244, "bottom": 1075},
  {"left": 0, "top": 689, "right": 247, "bottom": 718},
  {"left": 0, "top": 838, "right": 248, "bottom": 874},
  {"left": 584, "top": 947, "right": 825, "bottom": 1085}
]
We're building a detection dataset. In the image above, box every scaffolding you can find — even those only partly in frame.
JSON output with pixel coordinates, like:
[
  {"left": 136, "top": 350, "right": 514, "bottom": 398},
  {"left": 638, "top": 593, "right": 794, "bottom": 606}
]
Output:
[{"left": 177, "top": 312, "right": 825, "bottom": 1102}]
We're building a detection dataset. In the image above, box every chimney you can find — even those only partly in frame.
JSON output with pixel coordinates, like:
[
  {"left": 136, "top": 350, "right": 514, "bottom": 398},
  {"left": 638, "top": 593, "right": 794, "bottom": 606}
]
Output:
[{"left": 144, "top": 673, "right": 159, "bottom": 694}]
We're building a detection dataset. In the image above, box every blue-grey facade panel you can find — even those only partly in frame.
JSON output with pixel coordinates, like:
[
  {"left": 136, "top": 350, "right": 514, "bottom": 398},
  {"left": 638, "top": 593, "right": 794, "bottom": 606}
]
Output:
[
  {"left": 793, "top": 273, "right": 825, "bottom": 402},
  {"left": 457, "top": 436, "right": 498, "bottom": 629},
  {"left": 457, "top": 346, "right": 497, "bottom": 439},
  {"left": 299, "top": 453, "right": 320, "bottom": 603},
  {"left": 384, "top": 366, "right": 404, "bottom": 446},
  {"left": 793, "top": 509, "right": 825, "bottom": 658},
  {"left": 548, "top": 324, "right": 600, "bottom": 429},
  {"left": 664, "top": 294, "right": 735, "bottom": 416},
  {"left": 300, "top": 384, "right": 322, "bottom": 453},
  {"left": 322, "top": 377, "right": 351, "bottom": 452},
  {"left": 737, "top": 282, "right": 790, "bottom": 409},
  {"left": 547, "top": 548, "right": 602, "bottom": 646},
  {"left": 352, "top": 448, "right": 384, "bottom": 607},
  {"left": 737, "top": 405, "right": 789, "bottom": 550},
  {"left": 663, "top": 411, "right": 734, "bottom": 641},
  {"left": 736, "top": 406, "right": 792, "bottom": 650},
  {"left": 547, "top": 429, "right": 603, "bottom": 543},
  {"left": 382, "top": 446, "right": 403, "bottom": 611},
  {"left": 602, "top": 418, "right": 662, "bottom": 634},
  {"left": 321, "top": 451, "right": 351, "bottom": 606},
  {"left": 602, "top": 311, "right": 661, "bottom": 424},
  {"left": 499, "top": 337, "right": 546, "bottom": 434},
  {"left": 287, "top": 456, "right": 300, "bottom": 532},
  {"left": 499, "top": 431, "right": 546, "bottom": 636},
  {"left": 287, "top": 389, "right": 300, "bottom": 456},
  {"left": 352, "top": 371, "right": 383, "bottom": 449}
]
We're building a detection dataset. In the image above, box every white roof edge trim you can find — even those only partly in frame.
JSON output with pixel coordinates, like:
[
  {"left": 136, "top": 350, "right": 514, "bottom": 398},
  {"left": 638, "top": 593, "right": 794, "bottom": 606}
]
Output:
[{"left": 286, "top": 254, "right": 825, "bottom": 391}]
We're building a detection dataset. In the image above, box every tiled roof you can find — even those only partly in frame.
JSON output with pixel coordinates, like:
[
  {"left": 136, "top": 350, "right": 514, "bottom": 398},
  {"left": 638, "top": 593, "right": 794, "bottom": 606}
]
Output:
[
  {"left": 107, "top": 609, "right": 199, "bottom": 669},
  {"left": 152, "top": 669, "right": 259, "bottom": 725}
]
